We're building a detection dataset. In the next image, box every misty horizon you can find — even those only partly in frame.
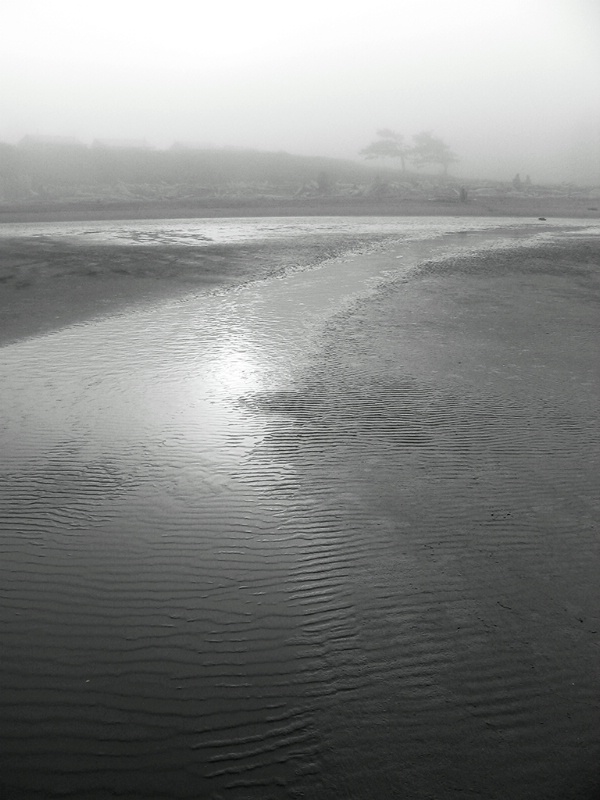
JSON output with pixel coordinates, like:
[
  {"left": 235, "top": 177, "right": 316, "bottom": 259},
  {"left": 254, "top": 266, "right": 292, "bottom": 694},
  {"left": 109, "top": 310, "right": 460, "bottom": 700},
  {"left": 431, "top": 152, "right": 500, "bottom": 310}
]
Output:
[
  {"left": 4, "top": 131, "right": 600, "bottom": 190},
  {"left": 1, "top": 0, "right": 599, "bottom": 185}
]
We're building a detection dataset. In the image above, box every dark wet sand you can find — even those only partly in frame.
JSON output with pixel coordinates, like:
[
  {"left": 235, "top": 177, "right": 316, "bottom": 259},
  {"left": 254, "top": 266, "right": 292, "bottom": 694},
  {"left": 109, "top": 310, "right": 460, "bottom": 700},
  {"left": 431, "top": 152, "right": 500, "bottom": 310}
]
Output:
[
  {"left": 0, "top": 234, "right": 599, "bottom": 798},
  {"left": 1, "top": 194, "right": 598, "bottom": 223},
  {"left": 0, "top": 231, "right": 397, "bottom": 344},
  {"left": 260, "top": 237, "right": 600, "bottom": 799}
]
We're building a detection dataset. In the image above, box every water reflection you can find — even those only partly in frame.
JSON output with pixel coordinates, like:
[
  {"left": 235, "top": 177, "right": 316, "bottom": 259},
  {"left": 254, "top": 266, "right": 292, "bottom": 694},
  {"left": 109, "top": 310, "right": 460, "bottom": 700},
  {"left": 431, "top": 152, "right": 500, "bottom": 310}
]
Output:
[
  {"left": 205, "top": 335, "right": 265, "bottom": 398},
  {"left": 1, "top": 214, "right": 584, "bottom": 248},
  {"left": 2, "top": 219, "right": 598, "bottom": 798}
]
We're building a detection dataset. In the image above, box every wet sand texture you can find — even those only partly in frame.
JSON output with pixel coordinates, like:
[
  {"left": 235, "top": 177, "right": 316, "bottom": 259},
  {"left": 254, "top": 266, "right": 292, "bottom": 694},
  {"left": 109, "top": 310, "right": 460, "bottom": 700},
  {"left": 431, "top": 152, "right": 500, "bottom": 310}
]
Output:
[
  {"left": 0, "top": 227, "right": 401, "bottom": 343},
  {"left": 0, "top": 216, "right": 583, "bottom": 344},
  {"left": 261, "top": 239, "right": 600, "bottom": 798},
  {"left": 0, "top": 232, "right": 599, "bottom": 798},
  {"left": 1, "top": 193, "right": 598, "bottom": 224}
]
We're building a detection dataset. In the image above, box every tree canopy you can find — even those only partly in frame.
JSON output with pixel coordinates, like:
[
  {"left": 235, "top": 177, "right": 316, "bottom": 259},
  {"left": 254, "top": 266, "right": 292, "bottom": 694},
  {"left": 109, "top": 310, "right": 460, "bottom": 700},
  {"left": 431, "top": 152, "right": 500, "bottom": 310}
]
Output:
[
  {"left": 411, "top": 131, "right": 458, "bottom": 175},
  {"left": 360, "top": 129, "right": 411, "bottom": 172},
  {"left": 360, "top": 129, "right": 458, "bottom": 175}
]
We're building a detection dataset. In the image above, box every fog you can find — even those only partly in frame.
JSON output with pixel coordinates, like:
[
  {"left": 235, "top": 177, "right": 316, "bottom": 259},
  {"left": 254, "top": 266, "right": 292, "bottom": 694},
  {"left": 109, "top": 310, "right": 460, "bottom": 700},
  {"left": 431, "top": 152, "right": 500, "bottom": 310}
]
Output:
[{"left": 1, "top": 0, "right": 599, "bottom": 184}]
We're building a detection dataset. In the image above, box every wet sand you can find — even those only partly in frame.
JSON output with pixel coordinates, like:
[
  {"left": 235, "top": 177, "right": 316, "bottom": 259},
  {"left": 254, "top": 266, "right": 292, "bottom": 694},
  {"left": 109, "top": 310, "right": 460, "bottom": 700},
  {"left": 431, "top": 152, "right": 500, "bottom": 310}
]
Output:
[
  {"left": 272, "top": 237, "right": 600, "bottom": 798},
  {"left": 0, "top": 217, "right": 589, "bottom": 345},
  {"left": 0, "top": 229, "right": 398, "bottom": 343},
  {"left": 1, "top": 193, "right": 598, "bottom": 224},
  {"left": 0, "top": 228, "right": 599, "bottom": 798}
]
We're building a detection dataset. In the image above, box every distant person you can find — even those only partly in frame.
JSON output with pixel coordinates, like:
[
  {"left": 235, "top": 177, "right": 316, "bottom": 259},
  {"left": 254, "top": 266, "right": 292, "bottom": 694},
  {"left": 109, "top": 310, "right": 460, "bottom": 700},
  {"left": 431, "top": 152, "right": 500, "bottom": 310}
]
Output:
[{"left": 512, "top": 173, "right": 523, "bottom": 190}]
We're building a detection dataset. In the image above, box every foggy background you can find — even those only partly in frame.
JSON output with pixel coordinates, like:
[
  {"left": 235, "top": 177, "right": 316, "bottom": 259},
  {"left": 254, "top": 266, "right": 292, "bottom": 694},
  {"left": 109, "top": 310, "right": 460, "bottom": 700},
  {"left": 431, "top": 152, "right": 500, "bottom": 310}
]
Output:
[{"left": 1, "top": 0, "right": 599, "bottom": 185}]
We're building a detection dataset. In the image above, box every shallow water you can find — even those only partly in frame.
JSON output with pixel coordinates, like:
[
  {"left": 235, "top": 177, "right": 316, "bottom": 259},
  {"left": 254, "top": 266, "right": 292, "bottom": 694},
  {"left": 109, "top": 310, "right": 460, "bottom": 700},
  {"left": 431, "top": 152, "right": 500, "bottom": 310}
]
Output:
[
  {"left": 1, "top": 212, "right": 596, "bottom": 247},
  {"left": 0, "top": 217, "right": 599, "bottom": 798}
]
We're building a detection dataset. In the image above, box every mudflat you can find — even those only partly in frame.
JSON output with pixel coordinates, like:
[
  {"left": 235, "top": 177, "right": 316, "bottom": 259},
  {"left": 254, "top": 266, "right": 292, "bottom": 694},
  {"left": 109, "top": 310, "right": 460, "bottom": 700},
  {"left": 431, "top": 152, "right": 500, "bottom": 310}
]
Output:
[
  {"left": 281, "top": 236, "right": 600, "bottom": 797},
  {"left": 0, "top": 228, "right": 598, "bottom": 799},
  {"left": 0, "top": 229, "right": 395, "bottom": 343},
  {"left": 1, "top": 193, "right": 598, "bottom": 223}
]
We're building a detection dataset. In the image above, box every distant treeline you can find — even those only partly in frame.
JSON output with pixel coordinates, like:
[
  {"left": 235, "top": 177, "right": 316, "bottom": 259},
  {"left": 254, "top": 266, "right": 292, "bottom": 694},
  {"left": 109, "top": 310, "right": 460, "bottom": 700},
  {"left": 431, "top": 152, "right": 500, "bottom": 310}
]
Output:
[{"left": 0, "top": 140, "right": 407, "bottom": 203}]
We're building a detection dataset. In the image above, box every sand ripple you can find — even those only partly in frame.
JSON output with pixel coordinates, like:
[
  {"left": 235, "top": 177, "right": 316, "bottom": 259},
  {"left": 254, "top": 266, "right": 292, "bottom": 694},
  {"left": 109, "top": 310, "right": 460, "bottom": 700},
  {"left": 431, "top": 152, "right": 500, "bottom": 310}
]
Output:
[{"left": 0, "top": 225, "right": 599, "bottom": 798}]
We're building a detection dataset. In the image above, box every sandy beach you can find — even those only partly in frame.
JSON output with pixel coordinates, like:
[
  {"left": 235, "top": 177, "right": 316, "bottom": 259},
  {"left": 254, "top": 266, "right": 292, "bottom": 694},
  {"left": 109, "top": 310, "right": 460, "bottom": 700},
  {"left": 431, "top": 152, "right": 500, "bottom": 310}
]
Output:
[
  {"left": 289, "top": 237, "right": 600, "bottom": 797},
  {"left": 1, "top": 193, "right": 598, "bottom": 225},
  {"left": 0, "top": 220, "right": 599, "bottom": 799},
  {"left": 0, "top": 225, "right": 401, "bottom": 343}
]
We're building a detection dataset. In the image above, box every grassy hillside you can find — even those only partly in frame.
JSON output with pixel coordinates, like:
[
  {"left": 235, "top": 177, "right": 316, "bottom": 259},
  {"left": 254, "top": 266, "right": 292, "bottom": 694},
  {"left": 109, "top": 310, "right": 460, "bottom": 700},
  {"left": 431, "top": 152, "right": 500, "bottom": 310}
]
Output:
[
  {"left": 1, "top": 140, "right": 598, "bottom": 220},
  {"left": 0, "top": 141, "right": 405, "bottom": 201}
]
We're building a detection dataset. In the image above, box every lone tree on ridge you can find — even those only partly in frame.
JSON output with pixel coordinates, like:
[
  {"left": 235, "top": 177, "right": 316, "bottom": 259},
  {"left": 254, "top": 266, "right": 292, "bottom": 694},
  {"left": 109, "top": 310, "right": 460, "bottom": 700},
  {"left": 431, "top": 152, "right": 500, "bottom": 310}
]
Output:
[
  {"left": 360, "top": 129, "right": 412, "bottom": 172},
  {"left": 411, "top": 131, "right": 458, "bottom": 176}
]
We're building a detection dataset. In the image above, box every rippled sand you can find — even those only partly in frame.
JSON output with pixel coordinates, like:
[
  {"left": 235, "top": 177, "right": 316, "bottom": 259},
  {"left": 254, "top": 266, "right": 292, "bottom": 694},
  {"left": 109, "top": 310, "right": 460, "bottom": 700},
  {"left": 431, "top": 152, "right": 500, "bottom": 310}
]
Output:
[
  {"left": 0, "top": 223, "right": 599, "bottom": 799},
  {"left": 0, "top": 215, "right": 580, "bottom": 343},
  {"left": 0, "top": 225, "right": 398, "bottom": 343},
  {"left": 261, "top": 238, "right": 600, "bottom": 798}
]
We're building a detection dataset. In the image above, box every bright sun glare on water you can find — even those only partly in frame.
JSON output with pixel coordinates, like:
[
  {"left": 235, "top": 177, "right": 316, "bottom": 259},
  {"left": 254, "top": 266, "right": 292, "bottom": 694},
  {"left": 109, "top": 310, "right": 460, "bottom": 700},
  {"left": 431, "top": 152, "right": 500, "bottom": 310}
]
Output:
[{"left": 207, "top": 340, "right": 265, "bottom": 398}]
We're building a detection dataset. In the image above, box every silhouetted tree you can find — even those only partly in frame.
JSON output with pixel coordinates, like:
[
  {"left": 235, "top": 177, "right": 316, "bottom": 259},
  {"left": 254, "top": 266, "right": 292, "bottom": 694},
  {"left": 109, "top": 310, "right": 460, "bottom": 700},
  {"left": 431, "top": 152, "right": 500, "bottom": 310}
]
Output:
[
  {"left": 360, "top": 129, "right": 411, "bottom": 172},
  {"left": 411, "top": 131, "right": 458, "bottom": 175}
]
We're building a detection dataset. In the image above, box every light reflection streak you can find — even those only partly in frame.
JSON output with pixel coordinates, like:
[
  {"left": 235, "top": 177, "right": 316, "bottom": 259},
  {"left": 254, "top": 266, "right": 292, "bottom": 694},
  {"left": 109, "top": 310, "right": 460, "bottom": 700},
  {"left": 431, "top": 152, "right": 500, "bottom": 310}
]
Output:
[{"left": 205, "top": 336, "right": 265, "bottom": 399}]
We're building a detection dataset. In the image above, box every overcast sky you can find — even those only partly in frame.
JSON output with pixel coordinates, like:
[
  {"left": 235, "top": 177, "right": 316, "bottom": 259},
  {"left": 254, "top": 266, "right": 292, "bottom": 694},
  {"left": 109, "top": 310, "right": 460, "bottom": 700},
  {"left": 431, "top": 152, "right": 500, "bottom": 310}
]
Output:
[{"left": 1, "top": 0, "right": 599, "bottom": 183}]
